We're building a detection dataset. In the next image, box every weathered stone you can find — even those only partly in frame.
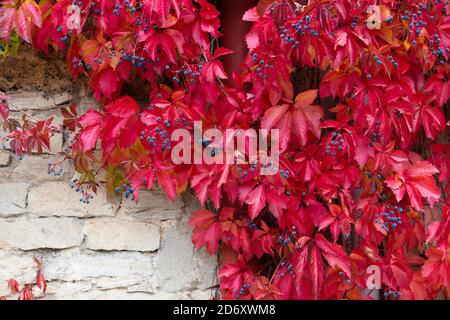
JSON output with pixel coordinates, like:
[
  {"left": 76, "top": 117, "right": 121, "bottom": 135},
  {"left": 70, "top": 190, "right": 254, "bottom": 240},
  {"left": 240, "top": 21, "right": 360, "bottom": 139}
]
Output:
[
  {"left": 77, "top": 96, "right": 99, "bottom": 114},
  {"left": 155, "top": 221, "right": 216, "bottom": 292},
  {"left": 49, "top": 134, "right": 63, "bottom": 154},
  {"left": 127, "top": 290, "right": 211, "bottom": 300},
  {"left": 11, "top": 155, "right": 74, "bottom": 182},
  {"left": 41, "top": 281, "right": 93, "bottom": 300},
  {"left": 122, "top": 207, "right": 183, "bottom": 222},
  {"left": 83, "top": 219, "right": 160, "bottom": 252},
  {"left": 28, "top": 182, "right": 118, "bottom": 218},
  {"left": 0, "top": 166, "right": 10, "bottom": 181},
  {"left": 42, "top": 284, "right": 210, "bottom": 300},
  {"left": 7, "top": 91, "right": 72, "bottom": 110},
  {"left": 0, "top": 182, "right": 29, "bottom": 216},
  {"left": 0, "top": 250, "right": 37, "bottom": 295},
  {"left": 43, "top": 287, "right": 155, "bottom": 300},
  {"left": 0, "top": 218, "right": 83, "bottom": 250},
  {"left": 122, "top": 189, "right": 184, "bottom": 214},
  {"left": 0, "top": 151, "right": 10, "bottom": 166},
  {"left": 43, "top": 250, "right": 154, "bottom": 290}
]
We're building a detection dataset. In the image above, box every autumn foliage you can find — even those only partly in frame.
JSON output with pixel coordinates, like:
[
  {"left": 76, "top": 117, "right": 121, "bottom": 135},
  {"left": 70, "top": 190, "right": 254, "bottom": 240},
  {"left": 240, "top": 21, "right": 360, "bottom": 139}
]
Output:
[
  {"left": 1, "top": 0, "right": 450, "bottom": 300},
  {"left": 0, "top": 258, "right": 46, "bottom": 300}
]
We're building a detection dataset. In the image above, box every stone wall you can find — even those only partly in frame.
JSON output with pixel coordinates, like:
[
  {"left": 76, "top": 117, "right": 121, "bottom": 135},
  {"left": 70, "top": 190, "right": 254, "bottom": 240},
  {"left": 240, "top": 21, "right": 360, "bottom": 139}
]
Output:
[{"left": 0, "top": 91, "right": 217, "bottom": 300}]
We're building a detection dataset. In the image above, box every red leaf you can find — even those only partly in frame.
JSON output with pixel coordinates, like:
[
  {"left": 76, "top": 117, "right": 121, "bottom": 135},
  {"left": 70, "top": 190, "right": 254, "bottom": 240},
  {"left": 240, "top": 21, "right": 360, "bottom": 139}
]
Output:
[
  {"left": 79, "top": 125, "right": 100, "bottom": 152},
  {"left": 309, "top": 244, "right": 324, "bottom": 300},
  {"left": 425, "top": 67, "right": 450, "bottom": 107},
  {"left": 18, "top": 286, "right": 33, "bottom": 300},
  {"left": 140, "top": 111, "right": 160, "bottom": 126},
  {"left": 202, "top": 60, "right": 228, "bottom": 82},
  {"left": 315, "top": 233, "right": 351, "bottom": 277},
  {"left": 385, "top": 161, "right": 441, "bottom": 210},
  {"left": 105, "top": 96, "right": 139, "bottom": 119},
  {"left": 156, "top": 169, "right": 177, "bottom": 201},
  {"left": 0, "top": 7, "right": 15, "bottom": 42},
  {"left": 261, "top": 90, "right": 323, "bottom": 150},
  {"left": 7, "top": 279, "right": 19, "bottom": 294},
  {"left": 189, "top": 210, "right": 220, "bottom": 254},
  {"left": 37, "top": 273, "right": 46, "bottom": 294},
  {"left": 78, "top": 110, "right": 104, "bottom": 127},
  {"left": 293, "top": 245, "right": 309, "bottom": 298},
  {"left": 93, "top": 68, "right": 121, "bottom": 100},
  {"left": 213, "top": 47, "right": 234, "bottom": 60},
  {"left": 0, "top": 102, "right": 9, "bottom": 121},
  {"left": 354, "top": 136, "right": 374, "bottom": 167},
  {"left": 246, "top": 185, "right": 266, "bottom": 220},
  {"left": 0, "top": 0, "right": 41, "bottom": 43}
]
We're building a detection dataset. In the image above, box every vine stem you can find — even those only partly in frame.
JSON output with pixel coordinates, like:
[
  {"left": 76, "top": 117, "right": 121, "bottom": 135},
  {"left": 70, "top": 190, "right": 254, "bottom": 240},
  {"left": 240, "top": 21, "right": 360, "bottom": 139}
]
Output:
[
  {"left": 6, "top": 100, "right": 60, "bottom": 132},
  {"left": 269, "top": 255, "right": 286, "bottom": 285},
  {"left": 429, "top": 143, "right": 448, "bottom": 204}
]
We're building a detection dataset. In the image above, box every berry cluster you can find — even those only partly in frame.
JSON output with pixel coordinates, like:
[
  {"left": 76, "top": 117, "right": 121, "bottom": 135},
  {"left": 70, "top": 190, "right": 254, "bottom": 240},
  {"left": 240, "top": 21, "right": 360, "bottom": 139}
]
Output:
[
  {"left": 237, "top": 163, "right": 259, "bottom": 180},
  {"left": 363, "top": 170, "right": 385, "bottom": 194},
  {"left": 115, "top": 183, "right": 136, "bottom": 201},
  {"left": 244, "top": 218, "right": 258, "bottom": 231},
  {"left": 250, "top": 53, "right": 276, "bottom": 80},
  {"left": 277, "top": 226, "right": 297, "bottom": 247},
  {"left": 338, "top": 271, "right": 351, "bottom": 284},
  {"left": 278, "top": 169, "right": 290, "bottom": 179},
  {"left": 279, "top": 261, "right": 294, "bottom": 278},
  {"left": 71, "top": 57, "right": 89, "bottom": 70},
  {"left": 56, "top": 25, "right": 71, "bottom": 43},
  {"left": 168, "top": 63, "right": 203, "bottom": 85},
  {"left": 233, "top": 283, "right": 251, "bottom": 300},
  {"left": 384, "top": 289, "right": 401, "bottom": 299},
  {"left": 139, "top": 124, "right": 173, "bottom": 153},
  {"left": 70, "top": 179, "right": 94, "bottom": 204},
  {"left": 47, "top": 162, "right": 64, "bottom": 177},
  {"left": 339, "top": 225, "right": 351, "bottom": 240},
  {"left": 325, "top": 131, "right": 346, "bottom": 156},
  {"left": 374, "top": 203, "right": 405, "bottom": 233},
  {"left": 122, "top": 51, "right": 146, "bottom": 67}
]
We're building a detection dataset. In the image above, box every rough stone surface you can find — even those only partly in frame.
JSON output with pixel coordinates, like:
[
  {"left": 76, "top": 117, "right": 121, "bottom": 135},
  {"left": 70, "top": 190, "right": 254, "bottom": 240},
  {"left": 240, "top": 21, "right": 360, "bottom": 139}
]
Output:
[
  {"left": 0, "top": 182, "right": 29, "bottom": 216},
  {"left": 7, "top": 91, "right": 71, "bottom": 110},
  {"left": 122, "top": 189, "right": 184, "bottom": 213},
  {"left": 0, "top": 151, "right": 10, "bottom": 166},
  {"left": 121, "top": 189, "right": 185, "bottom": 222},
  {"left": 0, "top": 250, "right": 37, "bottom": 294},
  {"left": 155, "top": 197, "right": 216, "bottom": 293},
  {"left": 12, "top": 155, "right": 74, "bottom": 182},
  {"left": 28, "top": 182, "right": 118, "bottom": 218},
  {"left": 0, "top": 91, "right": 217, "bottom": 300},
  {"left": 43, "top": 250, "right": 154, "bottom": 284},
  {"left": 83, "top": 220, "right": 160, "bottom": 252},
  {"left": 0, "top": 218, "right": 83, "bottom": 250}
]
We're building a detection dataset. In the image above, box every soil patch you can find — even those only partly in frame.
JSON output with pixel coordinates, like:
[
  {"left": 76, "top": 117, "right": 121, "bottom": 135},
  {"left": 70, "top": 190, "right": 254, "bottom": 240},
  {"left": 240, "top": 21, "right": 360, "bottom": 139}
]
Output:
[{"left": 0, "top": 44, "right": 76, "bottom": 95}]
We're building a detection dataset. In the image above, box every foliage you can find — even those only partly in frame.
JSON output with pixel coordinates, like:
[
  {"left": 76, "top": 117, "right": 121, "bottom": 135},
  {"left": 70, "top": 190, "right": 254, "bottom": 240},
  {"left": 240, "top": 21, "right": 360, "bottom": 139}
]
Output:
[
  {"left": 0, "top": 258, "right": 47, "bottom": 300},
  {"left": 1, "top": 0, "right": 450, "bottom": 299},
  {"left": 0, "top": 32, "right": 19, "bottom": 57}
]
